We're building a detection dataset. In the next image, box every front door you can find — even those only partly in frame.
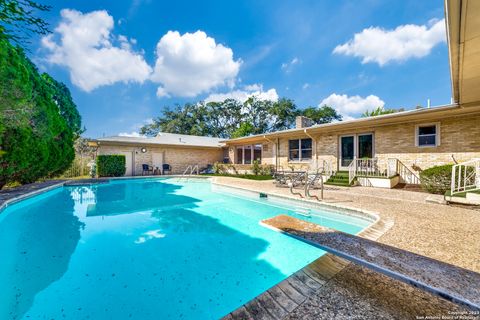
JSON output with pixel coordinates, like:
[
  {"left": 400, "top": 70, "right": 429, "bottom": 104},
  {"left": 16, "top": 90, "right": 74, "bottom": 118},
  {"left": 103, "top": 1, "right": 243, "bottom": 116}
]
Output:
[
  {"left": 120, "top": 152, "right": 134, "bottom": 176},
  {"left": 339, "top": 134, "right": 374, "bottom": 170},
  {"left": 358, "top": 134, "right": 373, "bottom": 159},
  {"left": 340, "top": 135, "right": 355, "bottom": 170}
]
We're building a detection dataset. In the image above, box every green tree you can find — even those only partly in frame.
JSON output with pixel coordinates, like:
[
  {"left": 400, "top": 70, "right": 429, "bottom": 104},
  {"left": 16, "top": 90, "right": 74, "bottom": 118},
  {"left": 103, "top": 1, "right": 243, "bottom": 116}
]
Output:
[
  {"left": 231, "top": 122, "right": 255, "bottom": 139},
  {"left": 140, "top": 97, "right": 340, "bottom": 139},
  {"left": 42, "top": 73, "right": 83, "bottom": 138},
  {"left": 361, "top": 106, "right": 403, "bottom": 117},
  {"left": 0, "top": 39, "right": 80, "bottom": 188},
  {"left": 299, "top": 105, "right": 342, "bottom": 124},
  {"left": 0, "top": 0, "right": 51, "bottom": 45}
]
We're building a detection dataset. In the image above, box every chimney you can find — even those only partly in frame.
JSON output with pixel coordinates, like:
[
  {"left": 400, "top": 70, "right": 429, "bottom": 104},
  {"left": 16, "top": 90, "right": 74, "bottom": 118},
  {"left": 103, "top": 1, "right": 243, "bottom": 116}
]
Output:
[{"left": 295, "top": 116, "right": 314, "bottom": 129}]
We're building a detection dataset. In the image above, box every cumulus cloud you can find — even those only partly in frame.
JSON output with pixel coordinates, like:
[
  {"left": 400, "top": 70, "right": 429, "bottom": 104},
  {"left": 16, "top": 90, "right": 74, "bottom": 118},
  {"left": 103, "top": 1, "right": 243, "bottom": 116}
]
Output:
[
  {"left": 41, "top": 9, "right": 152, "bottom": 91},
  {"left": 204, "top": 84, "right": 278, "bottom": 103},
  {"left": 151, "top": 31, "right": 241, "bottom": 97},
  {"left": 333, "top": 19, "right": 446, "bottom": 66},
  {"left": 319, "top": 93, "right": 385, "bottom": 119},
  {"left": 118, "top": 131, "right": 145, "bottom": 137},
  {"left": 281, "top": 57, "right": 301, "bottom": 73}
]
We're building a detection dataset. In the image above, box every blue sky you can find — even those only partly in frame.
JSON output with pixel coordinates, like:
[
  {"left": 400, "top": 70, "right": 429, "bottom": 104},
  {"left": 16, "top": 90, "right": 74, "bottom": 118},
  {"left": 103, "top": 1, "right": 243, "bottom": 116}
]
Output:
[{"left": 30, "top": 0, "right": 450, "bottom": 137}]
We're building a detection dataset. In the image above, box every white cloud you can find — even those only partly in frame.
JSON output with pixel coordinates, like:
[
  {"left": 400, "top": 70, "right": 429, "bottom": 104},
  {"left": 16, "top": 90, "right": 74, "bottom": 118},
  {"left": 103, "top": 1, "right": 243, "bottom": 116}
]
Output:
[
  {"left": 118, "top": 131, "right": 144, "bottom": 137},
  {"left": 151, "top": 30, "right": 241, "bottom": 97},
  {"left": 41, "top": 9, "right": 152, "bottom": 91},
  {"left": 319, "top": 93, "right": 385, "bottom": 119},
  {"left": 205, "top": 84, "right": 278, "bottom": 103},
  {"left": 333, "top": 19, "right": 446, "bottom": 66},
  {"left": 302, "top": 83, "right": 310, "bottom": 90},
  {"left": 281, "top": 57, "right": 301, "bottom": 73}
]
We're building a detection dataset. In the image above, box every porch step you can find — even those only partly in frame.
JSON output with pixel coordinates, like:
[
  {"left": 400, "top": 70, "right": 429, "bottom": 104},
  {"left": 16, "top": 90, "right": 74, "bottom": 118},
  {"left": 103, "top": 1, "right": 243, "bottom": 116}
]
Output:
[
  {"left": 393, "top": 183, "right": 423, "bottom": 192},
  {"left": 325, "top": 171, "right": 351, "bottom": 187}
]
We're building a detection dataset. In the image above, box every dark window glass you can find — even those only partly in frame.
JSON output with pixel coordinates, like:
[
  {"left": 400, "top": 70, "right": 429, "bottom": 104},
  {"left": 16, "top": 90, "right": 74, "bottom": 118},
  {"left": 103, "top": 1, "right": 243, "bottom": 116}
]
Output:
[
  {"left": 418, "top": 135, "right": 436, "bottom": 146},
  {"left": 236, "top": 147, "right": 243, "bottom": 164},
  {"left": 418, "top": 125, "right": 436, "bottom": 135},
  {"left": 341, "top": 136, "right": 354, "bottom": 167},
  {"left": 289, "top": 149, "right": 300, "bottom": 161},
  {"left": 301, "top": 149, "right": 312, "bottom": 160},
  {"left": 358, "top": 134, "right": 373, "bottom": 159},
  {"left": 289, "top": 140, "right": 299, "bottom": 149},
  {"left": 244, "top": 145, "right": 252, "bottom": 164},
  {"left": 253, "top": 144, "right": 262, "bottom": 163},
  {"left": 418, "top": 125, "right": 437, "bottom": 146},
  {"left": 301, "top": 138, "right": 312, "bottom": 150}
]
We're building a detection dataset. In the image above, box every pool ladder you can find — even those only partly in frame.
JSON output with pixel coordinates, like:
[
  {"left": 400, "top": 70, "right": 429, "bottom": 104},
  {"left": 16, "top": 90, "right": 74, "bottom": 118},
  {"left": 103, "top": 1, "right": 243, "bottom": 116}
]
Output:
[{"left": 289, "top": 171, "right": 324, "bottom": 201}]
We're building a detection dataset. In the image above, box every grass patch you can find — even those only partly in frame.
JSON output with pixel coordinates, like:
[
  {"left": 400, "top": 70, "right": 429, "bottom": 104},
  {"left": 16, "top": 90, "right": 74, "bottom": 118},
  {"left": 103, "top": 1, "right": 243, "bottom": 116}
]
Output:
[
  {"left": 201, "top": 173, "right": 273, "bottom": 180},
  {"left": 445, "top": 189, "right": 480, "bottom": 198}
]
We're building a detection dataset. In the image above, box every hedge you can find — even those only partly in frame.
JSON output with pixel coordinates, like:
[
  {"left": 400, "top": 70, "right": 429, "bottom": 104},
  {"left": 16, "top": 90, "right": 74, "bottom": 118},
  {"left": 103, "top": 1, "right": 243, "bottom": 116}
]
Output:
[
  {"left": 419, "top": 164, "right": 453, "bottom": 194},
  {"left": 97, "top": 155, "right": 126, "bottom": 177}
]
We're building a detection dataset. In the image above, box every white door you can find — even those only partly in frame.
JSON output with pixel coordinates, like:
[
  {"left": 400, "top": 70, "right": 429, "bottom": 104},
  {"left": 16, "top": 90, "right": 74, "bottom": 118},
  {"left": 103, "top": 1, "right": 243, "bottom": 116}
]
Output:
[
  {"left": 119, "top": 152, "right": 134, "bottom": 176},
  {"left": 152, "top": 152, "right": 163, "bottom": 173}
]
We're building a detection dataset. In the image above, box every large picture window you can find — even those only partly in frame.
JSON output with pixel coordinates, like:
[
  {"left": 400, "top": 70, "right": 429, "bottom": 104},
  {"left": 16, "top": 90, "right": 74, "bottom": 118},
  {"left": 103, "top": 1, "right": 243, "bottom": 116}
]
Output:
[
  {"left": 235, "top": 144, "right": 262, "bottom": 164},
  {"left": 416, "top": 124, "right": 439, "bottom": 147},
  {"left": 289, "top": 138, "right": 312, "bottom": 161}
]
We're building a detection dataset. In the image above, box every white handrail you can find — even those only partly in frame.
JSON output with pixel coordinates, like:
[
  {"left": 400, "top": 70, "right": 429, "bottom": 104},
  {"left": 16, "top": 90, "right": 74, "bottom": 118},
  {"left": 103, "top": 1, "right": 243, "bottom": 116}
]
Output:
[
  {"left": 389, "top": 158, "right": 420, "bottom": 185},
  {"left": 451, "top": 158, "right": 480, "bottom": 195}
]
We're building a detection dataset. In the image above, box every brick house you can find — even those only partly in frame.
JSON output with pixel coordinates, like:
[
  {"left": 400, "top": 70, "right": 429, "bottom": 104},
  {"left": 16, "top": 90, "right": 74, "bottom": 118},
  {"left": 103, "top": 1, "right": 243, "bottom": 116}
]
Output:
[
  {"left": 93, "top": 133, "right": 225, "bottom": 175},
  {"left": 93, "top": 0, "right": 480, "bottom": 188}
]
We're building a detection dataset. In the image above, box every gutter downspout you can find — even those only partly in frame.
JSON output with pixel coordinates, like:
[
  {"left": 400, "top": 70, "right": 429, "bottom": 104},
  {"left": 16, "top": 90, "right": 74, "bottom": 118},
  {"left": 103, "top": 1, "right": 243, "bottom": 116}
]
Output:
[{"left": 304, "top": 128, "right": 317, "bottom": 171}]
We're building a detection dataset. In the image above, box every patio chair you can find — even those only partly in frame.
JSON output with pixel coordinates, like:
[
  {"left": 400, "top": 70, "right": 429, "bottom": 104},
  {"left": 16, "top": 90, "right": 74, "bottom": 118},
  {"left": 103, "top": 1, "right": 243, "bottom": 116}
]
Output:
[
  {"left": 162, "top": 163, "right": 172, "bottom": 175},
  {"left": 200, "top": 164, "right": 214, "bottom": 174},
  {"left": 142, "top": 164, "right": 154, "bottom": 176},
  {"left": 274, "top": 171, "right": 289, "bottom": 187}
]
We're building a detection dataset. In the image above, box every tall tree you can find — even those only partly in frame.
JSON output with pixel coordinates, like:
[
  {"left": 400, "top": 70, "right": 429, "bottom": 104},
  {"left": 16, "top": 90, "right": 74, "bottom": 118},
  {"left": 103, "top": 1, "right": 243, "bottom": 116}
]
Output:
[
  {"left": 0, "top": 0, "right": 51, "bottom": 46},
  {"left": 299, "top": 105, "right": 342, "bottom": 124},
  {"left": 361, "top": 106, "right": 403, "bottom": 117},
  {"left": 0, "top": 39, "right": 81, "bottom": 188}
]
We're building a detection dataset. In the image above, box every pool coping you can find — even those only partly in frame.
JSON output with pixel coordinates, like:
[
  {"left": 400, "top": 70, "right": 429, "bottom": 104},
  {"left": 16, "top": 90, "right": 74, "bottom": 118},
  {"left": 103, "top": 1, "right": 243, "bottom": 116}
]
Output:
[{"left": 211, "top": 181, "right": 398, "bottom": 319}]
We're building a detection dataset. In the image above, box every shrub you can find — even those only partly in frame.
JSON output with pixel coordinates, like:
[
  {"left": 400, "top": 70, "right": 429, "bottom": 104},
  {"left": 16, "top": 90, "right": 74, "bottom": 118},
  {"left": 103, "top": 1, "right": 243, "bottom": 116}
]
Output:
[
  {"left": 97, "top": 155, "right": 126, "bottom": 177},
  {"left": 213, "top": 162, "right": 226, "bottom": 174},
  {"left": 420, "top": 164, "right": 453, "bottom": 194},
  {"left": 252, "top": 160, "right": 261, "bottom": 175}
]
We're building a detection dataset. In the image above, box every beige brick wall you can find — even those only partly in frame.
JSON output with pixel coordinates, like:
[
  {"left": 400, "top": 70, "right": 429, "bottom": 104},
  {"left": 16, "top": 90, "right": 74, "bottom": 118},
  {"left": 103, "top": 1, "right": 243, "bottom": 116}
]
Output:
[
  {"left": 98, "top": 144, "right": 224, "bottom": 175},
  {"left": 225, "top": 113, "right": 480, "bottom": 173}
]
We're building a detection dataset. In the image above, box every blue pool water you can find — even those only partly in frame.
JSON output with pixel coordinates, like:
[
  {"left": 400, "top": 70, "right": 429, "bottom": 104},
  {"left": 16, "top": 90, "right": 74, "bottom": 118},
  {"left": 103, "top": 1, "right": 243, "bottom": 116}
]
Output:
[{"left": 0, "top": 178, "right": 369, "bottom": 320}]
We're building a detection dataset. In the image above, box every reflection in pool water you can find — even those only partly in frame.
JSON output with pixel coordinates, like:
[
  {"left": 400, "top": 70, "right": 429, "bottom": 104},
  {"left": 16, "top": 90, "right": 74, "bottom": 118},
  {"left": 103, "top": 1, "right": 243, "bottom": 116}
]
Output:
[{"left": 0, "top": 178, "right": 369, "bottom": 319}]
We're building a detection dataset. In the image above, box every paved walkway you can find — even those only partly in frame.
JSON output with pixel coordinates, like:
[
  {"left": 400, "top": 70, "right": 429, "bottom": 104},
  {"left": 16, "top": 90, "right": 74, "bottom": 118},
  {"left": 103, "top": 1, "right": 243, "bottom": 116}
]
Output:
[
  {"left": 0, "top": 180, "right": 65, "bottom": 209},
  {"left": 262, "top": 214, "right": 480, "bottom": 310}
]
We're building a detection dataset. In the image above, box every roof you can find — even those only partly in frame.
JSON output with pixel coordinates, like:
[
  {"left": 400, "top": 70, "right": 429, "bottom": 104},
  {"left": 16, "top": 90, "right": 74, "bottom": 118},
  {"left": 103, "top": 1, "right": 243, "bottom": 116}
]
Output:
[
  {"left": 446, "top": 0, "right": 480, "bottom": 106},
  {"left": 223, "top": 103, "right": 480, "bottom": 144},
  {"left": 95, "top": 132, "right": 225, "bottom": 148}
]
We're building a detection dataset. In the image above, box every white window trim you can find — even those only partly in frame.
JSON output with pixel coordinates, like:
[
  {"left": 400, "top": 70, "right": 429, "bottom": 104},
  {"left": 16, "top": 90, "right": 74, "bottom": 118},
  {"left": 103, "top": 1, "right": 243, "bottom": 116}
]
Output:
[
  {"left": 415, "top": 123, "right": 440, "bottom": 148},
  {"left": 288, "top": 138, "right": 313, "bottom": 162}
]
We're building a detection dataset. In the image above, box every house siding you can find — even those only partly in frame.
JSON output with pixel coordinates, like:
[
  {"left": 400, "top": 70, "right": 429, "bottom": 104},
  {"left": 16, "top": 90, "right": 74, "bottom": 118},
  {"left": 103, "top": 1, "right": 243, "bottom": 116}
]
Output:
[
  {"left": 98, "top": 144, "right": 224, "bottom": 175},
  {"left": 225, "top": 113, "right": 480, "bottom": 173}
]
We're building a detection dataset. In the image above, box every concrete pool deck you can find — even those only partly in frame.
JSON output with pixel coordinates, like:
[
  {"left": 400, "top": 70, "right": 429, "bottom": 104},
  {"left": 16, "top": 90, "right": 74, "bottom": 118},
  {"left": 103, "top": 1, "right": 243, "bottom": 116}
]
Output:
[{"left": 212, "top": 177, "right": 480, "bottom": 319}]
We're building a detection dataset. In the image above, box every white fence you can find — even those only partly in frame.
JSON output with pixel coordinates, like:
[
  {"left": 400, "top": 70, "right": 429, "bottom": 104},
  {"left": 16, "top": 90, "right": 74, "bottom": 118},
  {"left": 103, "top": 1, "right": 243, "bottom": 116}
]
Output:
[{"left": 451, "top": 158, "right": 480, "bottom": 195}]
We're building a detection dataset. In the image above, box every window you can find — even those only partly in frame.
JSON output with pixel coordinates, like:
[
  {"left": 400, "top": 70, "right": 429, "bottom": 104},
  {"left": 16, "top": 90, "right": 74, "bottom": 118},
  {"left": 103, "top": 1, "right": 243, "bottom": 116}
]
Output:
[
  {"left": 235, "top": 144, "right": 262, "bottom": 164},
  {"left": 416, "top": 124, "right": 439, "bottom": 147},
  {"left": 289, "top": 138, "right": 312, "bottom": 161}
]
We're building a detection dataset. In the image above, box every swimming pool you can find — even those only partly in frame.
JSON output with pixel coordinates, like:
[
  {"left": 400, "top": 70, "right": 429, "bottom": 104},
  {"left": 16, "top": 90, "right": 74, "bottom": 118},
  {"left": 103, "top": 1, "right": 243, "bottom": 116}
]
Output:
[{"left": 0, "top": 178, "right": 370, "bottom": 319}]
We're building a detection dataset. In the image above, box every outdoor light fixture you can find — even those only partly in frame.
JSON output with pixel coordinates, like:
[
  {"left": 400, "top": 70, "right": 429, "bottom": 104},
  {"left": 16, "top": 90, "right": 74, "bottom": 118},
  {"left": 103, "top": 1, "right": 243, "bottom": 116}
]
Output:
[{"left": 141, "top": 147, "right": 147, "bottom": 153}]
